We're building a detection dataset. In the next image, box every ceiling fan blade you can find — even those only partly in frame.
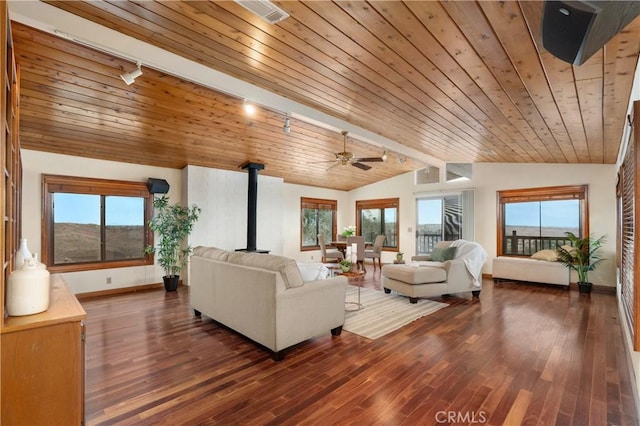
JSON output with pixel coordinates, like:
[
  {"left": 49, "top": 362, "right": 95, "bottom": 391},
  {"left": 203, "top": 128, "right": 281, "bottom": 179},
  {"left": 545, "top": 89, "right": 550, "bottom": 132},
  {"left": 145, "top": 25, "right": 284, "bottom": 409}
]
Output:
[
  {"left": 325, "top": 162, "right": 340, "bottom": 172},
  {"left": 351, "top": 162, "right": 371, "bottom": 171},
  {"left": 354, "top": 157, "right": 384, "bottom": 162}
]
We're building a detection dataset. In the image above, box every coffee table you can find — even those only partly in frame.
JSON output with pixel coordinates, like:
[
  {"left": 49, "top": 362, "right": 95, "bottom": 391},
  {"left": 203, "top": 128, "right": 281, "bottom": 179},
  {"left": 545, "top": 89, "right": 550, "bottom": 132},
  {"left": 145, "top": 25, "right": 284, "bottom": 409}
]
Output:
[{"left": 341, "top": 270, "right": 365, "bottom": 311}]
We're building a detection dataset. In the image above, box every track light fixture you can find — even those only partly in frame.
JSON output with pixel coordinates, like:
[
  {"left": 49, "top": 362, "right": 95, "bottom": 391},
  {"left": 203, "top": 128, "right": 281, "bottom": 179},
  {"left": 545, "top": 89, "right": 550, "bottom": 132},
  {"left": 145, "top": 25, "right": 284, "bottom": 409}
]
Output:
[
  {"left": 243, "top": 100, "right": 256, "bottom": 116},
  {"left": 382, "top": 148, "right": 388, "bottom": 162},
  {"left": 120, "top": 62, "right": 143, "bottom": 85},
  {"left": 283, "top": 115, "right": 291, "bottom": 134}
]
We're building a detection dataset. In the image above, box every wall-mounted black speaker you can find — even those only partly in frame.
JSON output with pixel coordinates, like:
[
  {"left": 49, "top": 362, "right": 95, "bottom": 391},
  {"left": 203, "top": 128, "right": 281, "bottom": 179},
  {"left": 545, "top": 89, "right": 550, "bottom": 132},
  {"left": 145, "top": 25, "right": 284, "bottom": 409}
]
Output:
[
  {"left": 146, "top": 178, "right": 170, "bottom": 194},
  {"left": 541, "top": 1, "right": 640, "bottom": 66}
]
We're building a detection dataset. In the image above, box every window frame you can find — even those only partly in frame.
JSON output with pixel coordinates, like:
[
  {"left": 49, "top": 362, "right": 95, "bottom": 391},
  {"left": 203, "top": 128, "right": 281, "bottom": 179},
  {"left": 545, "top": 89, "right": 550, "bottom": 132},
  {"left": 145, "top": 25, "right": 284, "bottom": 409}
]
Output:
[
  {"left": 42, "top": 174, "right": 154, "bottom": 273},
  {"left": 496, "top": 185, "right": 589, "bottom": 257},
  {"left": 356, "top": 197, "right": 400, "bottom": 251},
  {"left": 299, "top": 197, "right": 337, "bottom": 251}
]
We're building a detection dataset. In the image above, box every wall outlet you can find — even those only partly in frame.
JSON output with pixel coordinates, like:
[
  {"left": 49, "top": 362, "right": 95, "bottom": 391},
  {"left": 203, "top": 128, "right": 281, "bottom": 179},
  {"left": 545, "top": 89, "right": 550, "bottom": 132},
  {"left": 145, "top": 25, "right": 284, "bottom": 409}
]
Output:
[{"left": 106, "top": 277, "right": 112, "bottom": 284}]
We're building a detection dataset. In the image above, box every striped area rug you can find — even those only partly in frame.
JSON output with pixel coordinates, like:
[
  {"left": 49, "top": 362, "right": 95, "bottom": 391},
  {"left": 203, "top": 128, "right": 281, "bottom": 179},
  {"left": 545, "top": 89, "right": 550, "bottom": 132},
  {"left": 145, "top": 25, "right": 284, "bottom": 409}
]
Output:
[{"left": 343, "top": 286, "right": 449, "bottom": 339}]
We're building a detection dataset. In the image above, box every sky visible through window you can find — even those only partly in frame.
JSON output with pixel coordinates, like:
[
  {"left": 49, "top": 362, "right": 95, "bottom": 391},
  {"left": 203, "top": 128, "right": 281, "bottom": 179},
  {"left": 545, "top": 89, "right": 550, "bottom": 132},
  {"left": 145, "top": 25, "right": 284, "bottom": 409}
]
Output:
[
  {"left": 505, "top": 200, "right": 579, "bottom": 228},
  {"left": 418, "top": 198, "right": 578, "bottom": 228},
  {"left": 54, "top": 193, "right": 144, "bottom": 226}
]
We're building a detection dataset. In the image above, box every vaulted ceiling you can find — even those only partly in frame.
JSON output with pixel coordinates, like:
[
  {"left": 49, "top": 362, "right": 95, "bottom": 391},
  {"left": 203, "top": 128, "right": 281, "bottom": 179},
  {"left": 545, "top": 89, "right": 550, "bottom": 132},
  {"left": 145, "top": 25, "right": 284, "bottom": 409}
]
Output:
[{"left": 9, "top": 1, "right": 640, "bottom": 191}]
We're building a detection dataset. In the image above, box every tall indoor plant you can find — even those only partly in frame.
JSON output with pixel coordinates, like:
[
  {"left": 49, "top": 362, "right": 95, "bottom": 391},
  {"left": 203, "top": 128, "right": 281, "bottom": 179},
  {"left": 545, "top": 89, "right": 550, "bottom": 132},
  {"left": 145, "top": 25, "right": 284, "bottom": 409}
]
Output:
[
  {"left": 145, "top": 195, "right": 201, "bottom": 291},
  {"left": 556, "top": 231, "right": 606, "bottom": 294}
]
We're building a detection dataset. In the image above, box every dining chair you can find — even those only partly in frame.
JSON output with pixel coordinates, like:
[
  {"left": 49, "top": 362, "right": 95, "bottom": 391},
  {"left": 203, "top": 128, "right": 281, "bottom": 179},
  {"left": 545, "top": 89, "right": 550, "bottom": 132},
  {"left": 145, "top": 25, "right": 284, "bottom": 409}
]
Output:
[
  {"left": 346, "top": 235, "right": 366, "bottom": 272},
  {"left": 364, "top": 234, "right": 386, "bottom": 270},
  {"left": 318, "top": 234, "right": 343, "bottom": 263}
]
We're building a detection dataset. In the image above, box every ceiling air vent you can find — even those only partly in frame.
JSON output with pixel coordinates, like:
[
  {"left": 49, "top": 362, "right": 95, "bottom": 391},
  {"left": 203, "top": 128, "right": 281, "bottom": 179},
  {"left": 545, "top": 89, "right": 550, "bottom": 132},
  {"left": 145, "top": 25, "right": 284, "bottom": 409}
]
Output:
[
  {"left": 415, "top": 166, "right": 440, "bottom": 185},
  {"left": 234, "top": 0, "right": 290, "bottom": 24}
]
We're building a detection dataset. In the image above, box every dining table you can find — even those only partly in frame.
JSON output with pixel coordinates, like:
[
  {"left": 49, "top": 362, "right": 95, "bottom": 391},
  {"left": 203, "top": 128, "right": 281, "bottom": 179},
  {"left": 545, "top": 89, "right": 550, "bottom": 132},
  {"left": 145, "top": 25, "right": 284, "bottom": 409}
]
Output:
[{"left": 330, "top": 239, "right": 372, "bottom": 257}]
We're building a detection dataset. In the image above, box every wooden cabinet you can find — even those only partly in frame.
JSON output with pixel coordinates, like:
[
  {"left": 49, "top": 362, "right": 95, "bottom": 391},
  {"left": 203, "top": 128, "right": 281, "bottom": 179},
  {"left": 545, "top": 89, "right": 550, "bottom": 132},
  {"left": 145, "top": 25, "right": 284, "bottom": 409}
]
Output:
[{"left": 1, "top": 275, "right": 87, "bottom": 425}]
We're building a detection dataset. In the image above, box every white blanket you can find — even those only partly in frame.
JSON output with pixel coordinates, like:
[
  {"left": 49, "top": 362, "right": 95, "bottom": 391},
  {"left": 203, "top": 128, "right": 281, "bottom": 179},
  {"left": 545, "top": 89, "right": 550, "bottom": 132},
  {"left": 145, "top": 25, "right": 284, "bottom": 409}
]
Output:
[{"left": 451, "top": 240, "right": 487, "bottom": 287}]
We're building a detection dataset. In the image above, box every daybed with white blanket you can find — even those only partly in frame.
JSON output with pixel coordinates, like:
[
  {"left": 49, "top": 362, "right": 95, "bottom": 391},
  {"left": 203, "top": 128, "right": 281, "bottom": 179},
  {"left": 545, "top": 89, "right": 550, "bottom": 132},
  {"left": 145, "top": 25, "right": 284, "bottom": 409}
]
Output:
[
  {"left": 381, "top": 240, "right": 488, "bottom": 303},
  {"left": 492, "top": 249, "right": 570, "bottom": 287}
]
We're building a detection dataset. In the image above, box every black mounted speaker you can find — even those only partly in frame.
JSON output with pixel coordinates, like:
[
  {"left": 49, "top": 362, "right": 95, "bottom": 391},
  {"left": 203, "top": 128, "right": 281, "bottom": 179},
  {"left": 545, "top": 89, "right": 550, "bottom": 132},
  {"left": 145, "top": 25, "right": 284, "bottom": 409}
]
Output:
[
  {"left": 541, "top": 1, "right": 640, "bottom": 66},
  {"left": 146, "top": 178, "right": 170, "bottom": 194}
]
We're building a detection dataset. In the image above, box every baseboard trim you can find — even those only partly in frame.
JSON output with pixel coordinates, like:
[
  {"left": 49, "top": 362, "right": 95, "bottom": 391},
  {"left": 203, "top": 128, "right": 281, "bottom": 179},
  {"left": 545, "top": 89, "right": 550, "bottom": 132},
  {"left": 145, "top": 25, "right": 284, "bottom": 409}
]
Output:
[
  {"left": 76, "top": 282, "right": 181, "bottom": 300},
  {"left": 488, "top": 274, "right": 616, "bottom": 294}
]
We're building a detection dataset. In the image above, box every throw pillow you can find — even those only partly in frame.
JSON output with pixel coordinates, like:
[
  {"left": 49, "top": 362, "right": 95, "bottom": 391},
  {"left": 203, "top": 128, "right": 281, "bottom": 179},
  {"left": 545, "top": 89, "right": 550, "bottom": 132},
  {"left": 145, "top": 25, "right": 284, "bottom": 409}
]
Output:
[
  {"left": 531, "top": 249, "right": 558, "bottom": 262},
  {"left": 560, "top": 244, "right": 577, "bottom": 255},
  {"left": 430, "top": 246, "right": 457, "bottom": 262}
]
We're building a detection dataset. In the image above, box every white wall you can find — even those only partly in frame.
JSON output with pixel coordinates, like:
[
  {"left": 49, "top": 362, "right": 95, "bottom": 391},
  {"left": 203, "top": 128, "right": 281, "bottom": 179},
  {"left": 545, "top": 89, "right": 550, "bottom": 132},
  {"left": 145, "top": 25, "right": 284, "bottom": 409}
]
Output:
[
  {"left": 350, "top": 162, "right": 617, "bottom": 286},
  {"left": 185, "top": 165, "right": 286, "bottom": 254},
  {"left": 21, "top": 149, "right": 182, "bottom": 294},
  {"left": 21, "top": 151, "right": 617, "bottom": 293}
]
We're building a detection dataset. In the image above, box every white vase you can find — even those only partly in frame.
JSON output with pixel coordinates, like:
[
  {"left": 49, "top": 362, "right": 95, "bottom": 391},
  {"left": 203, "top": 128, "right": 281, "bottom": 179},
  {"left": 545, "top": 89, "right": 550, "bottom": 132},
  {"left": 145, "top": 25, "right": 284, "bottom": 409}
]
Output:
[
  {"left": 15, "top": 238, "right": 33, "bottom": 269},
  {"left": 6, "top": 257, "right": 50, "bottom": 316}
]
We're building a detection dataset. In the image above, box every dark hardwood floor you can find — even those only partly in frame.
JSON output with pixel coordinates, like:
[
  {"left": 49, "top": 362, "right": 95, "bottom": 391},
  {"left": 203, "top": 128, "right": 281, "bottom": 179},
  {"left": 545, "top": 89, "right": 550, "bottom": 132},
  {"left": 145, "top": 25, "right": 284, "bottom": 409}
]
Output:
[{"left": 80, "top": 269, "right": 638, "bottom": 425}]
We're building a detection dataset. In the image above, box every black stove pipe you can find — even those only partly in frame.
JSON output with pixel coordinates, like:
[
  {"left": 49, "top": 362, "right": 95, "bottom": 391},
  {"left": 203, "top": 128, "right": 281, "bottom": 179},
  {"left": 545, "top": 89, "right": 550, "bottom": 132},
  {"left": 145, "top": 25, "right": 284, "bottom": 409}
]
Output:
[{"left": 240, "top": 162, "right": 264, "bottom": 252}]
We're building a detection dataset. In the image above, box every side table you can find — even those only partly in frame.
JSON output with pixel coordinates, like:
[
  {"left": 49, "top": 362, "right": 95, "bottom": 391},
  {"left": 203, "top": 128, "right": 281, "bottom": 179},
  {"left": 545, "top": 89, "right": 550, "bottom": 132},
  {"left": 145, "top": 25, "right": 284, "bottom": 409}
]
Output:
[{"left": 342, "top": 270, "right": 365, "bottom": 311}]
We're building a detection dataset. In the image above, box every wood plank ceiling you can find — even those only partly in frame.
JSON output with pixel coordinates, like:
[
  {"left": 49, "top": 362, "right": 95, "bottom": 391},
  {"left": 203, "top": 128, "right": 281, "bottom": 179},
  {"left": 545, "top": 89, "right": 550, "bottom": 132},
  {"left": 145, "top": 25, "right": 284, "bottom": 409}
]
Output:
[{"left": 11, "top": 1, "right": 640, "bottom": 191}]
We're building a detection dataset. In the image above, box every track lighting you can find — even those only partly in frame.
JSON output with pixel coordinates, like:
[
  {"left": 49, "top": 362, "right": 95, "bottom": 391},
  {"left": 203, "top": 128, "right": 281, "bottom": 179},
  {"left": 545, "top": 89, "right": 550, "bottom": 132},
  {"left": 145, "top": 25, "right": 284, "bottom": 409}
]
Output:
[
  {"left": 382, "top": 148, "right": 388, "bottom": 162},
  {"left": 243, "top": 100, "right": 256, "bottom": 116},
  {"left": 283, "top": 115, "right": 291, "bottom": 134},
  {"left": 120, "top": 62, "right": 143, "bottom": 85}
]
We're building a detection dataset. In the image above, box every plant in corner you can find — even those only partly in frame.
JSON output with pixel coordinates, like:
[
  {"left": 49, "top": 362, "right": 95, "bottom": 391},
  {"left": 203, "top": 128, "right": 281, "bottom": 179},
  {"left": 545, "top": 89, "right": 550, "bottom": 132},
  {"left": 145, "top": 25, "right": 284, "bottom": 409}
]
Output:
[
  {"left": 556, "top": 232, "right": 606, "bottom": 294},
  {"left": 145, "top": 195, "right": 201, "bottom": 292}
]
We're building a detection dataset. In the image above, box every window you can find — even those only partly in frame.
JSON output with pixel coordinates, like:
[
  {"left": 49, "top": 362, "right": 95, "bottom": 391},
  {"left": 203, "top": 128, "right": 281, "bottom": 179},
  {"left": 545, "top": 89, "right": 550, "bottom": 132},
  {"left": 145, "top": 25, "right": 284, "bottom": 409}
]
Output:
[
  {"left": 416, "top": 190, "right": 474, "bottom": 254},
  {"left": 497, "top": 185, "right": 588, "bottom": 256},
  {"left": 42, "top": 175, "right": 153, "bottom": 272},
  {"left": 356, "top": 198, "right": 399, "bottom": 250},
  {"left": 300, "top": 197, "right": 337, "bottom": 250}
]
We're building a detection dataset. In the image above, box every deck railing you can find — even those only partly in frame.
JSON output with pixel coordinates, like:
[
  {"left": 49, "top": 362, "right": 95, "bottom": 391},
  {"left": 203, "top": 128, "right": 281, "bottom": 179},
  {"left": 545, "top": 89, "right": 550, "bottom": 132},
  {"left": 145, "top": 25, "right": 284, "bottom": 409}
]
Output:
[
  {"left": 503, "top": 230, "right": 572, "bottom": 256},
  {"left": 416, "top": 233, "right": 442, "bottom": 254}
]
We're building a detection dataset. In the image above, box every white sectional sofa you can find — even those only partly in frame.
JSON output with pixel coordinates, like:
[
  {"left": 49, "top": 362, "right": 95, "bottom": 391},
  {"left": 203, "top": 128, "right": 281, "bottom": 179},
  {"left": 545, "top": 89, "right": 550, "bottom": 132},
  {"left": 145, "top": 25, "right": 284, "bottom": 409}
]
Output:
[
  {"left": 492, "top": 256, "right": 570, "bottom": 287},
  {"left": 189, "top": 247, "right": 348, "bottom": 360}
]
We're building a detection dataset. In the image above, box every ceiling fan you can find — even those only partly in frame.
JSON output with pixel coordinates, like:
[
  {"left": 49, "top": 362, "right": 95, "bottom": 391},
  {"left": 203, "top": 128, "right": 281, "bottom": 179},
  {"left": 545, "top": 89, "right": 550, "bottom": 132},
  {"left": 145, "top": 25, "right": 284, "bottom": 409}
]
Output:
[{"left": 326, "top": 131, "right": 388, "bottom": 171}]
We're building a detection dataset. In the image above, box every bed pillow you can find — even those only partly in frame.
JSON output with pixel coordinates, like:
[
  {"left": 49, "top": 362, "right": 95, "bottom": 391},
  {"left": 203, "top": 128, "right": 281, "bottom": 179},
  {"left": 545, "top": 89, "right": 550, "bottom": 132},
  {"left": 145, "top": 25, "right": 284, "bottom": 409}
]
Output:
[
  {"left": 430, "top": 246, "right": 457, "bottom": 262},
  {"left": 531, "top": 249, "right": 558, "bottom": 262}
]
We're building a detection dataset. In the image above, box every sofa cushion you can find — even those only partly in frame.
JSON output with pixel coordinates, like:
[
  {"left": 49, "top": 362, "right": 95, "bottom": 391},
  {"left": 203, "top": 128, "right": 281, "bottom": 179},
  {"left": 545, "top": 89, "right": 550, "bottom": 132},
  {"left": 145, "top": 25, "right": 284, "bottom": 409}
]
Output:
[
  {"left": 531, "top": 249, "right": 558, "bottom": 262},
  {"left": 193, "top": 246, "right": 231, "bottom": 262},
  {"left": 383, "top": 264, "right": 447, "bottom": 284},
  {"left": 431, "top": 246, "right": 457, "bottom": 262},
  {"left": 228, "top": 252, "right": 304, "bottom": 289}
]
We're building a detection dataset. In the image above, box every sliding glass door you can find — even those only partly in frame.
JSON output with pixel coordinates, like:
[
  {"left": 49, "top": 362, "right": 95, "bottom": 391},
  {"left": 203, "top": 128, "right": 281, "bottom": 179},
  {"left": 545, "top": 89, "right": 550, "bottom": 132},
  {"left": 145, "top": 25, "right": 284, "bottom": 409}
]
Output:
[{"left": 416, "top": 191, "right": 474, "bottom": 255}]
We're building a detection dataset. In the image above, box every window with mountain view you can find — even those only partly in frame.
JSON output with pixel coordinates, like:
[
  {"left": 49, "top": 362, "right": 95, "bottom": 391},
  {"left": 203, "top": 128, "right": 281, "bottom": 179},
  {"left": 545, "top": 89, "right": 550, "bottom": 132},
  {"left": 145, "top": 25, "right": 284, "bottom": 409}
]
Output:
[
  {"left": 497, "top": 185, "right": 588, "bottom": 256},
  {"left": 300, "top": 197, "right": 337, "bottom": 250},
  {"left": 42, "top": 174, "right": 154, "bottom": 272}
]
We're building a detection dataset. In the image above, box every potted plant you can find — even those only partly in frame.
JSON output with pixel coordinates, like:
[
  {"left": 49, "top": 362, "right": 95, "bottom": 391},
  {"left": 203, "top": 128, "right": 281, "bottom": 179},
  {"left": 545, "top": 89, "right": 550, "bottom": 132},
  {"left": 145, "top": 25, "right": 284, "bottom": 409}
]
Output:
[
  {"left": 145, "top": 195, "right": 201, "bottom": 291},
  {"left": 339, "top": 259, "right": 352, "bottom": 273},
  {"left": 341, "top": 225, "right": 356, "bottom": 237},
  {"left": 556, "top": 232, "right": 606, "bottom": 294}
]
